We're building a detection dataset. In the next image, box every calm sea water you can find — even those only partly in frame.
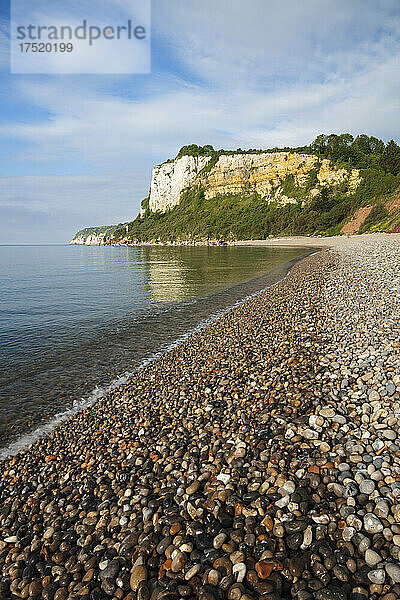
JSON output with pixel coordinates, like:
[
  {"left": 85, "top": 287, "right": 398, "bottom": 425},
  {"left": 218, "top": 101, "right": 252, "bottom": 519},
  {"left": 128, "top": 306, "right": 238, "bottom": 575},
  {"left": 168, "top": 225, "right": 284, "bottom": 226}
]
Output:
[{"left": 0, "top": 244, "right": 311, "bottom": 455}]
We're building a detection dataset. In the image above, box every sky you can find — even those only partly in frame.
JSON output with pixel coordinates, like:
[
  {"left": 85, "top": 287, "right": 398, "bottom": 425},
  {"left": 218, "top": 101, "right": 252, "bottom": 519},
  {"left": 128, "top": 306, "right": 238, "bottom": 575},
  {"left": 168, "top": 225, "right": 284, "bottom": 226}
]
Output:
[{"left": 0, "top": 0, "right": 400, "bottom": 244}]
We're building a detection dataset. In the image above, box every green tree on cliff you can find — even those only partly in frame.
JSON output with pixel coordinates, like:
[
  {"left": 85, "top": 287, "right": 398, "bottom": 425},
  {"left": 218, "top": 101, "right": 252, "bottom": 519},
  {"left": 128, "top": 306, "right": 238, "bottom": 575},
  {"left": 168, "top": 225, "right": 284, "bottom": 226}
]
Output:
[{"left": 381, "top": 140, "right": 400, "bottom": 175}]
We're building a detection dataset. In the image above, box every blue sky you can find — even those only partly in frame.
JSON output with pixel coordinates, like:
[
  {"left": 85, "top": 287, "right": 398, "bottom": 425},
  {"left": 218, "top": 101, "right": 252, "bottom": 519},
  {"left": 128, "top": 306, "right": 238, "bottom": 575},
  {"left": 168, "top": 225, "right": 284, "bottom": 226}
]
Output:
[{"left": 0, "top": 0, "right": 400, "bottom": 243}]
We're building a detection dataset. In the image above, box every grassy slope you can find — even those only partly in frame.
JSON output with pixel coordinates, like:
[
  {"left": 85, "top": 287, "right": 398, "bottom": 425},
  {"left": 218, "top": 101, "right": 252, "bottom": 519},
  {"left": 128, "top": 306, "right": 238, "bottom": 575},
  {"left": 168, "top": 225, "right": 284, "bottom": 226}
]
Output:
[{"left": 359, "top": 187, "right": 400, "bottom": 234}]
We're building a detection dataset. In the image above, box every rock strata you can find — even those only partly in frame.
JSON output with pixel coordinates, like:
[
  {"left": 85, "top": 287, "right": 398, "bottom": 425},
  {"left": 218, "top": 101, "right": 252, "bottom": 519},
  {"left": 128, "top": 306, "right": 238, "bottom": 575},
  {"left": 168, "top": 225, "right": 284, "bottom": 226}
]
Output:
[{"left": 148, "top": 152, "right": 361, "bottom": 213}]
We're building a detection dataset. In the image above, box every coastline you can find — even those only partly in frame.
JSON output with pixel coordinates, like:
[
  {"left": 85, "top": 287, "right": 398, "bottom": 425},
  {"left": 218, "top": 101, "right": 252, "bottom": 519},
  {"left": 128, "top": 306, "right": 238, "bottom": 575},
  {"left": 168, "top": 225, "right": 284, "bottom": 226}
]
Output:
[
  {"left": 235, "top": 231, "right": 400, "bottom": 248},
  {"left": 0, "top": 246, "right": 312, "bottom": 456},
  {"left": 71, "top": 231, "right": 400, "bottom": 249},
  {"left": 1, "top": 235, "right": 400, "bottom": 598}
]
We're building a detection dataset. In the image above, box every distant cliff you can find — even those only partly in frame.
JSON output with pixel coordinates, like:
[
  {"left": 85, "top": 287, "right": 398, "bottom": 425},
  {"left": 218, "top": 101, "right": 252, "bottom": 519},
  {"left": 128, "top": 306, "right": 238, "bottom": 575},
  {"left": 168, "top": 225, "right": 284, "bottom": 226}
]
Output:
[{"left": 70, "top": 224, "right": 123, "bottom": 245}]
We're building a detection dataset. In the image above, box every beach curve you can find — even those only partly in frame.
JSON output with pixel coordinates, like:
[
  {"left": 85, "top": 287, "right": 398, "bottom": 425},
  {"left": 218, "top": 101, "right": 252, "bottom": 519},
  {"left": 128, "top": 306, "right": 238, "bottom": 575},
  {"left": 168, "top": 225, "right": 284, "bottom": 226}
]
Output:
[{"left": 1, "top": 234, "right": 400, "bottom": 599}]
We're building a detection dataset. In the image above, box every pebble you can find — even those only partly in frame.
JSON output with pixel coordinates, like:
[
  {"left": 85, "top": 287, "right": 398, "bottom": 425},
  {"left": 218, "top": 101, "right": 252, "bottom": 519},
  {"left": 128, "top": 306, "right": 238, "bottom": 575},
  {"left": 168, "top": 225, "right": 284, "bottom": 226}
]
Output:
[
  {"left": 365, "top": 549, "right": 381, "bottom": 567},
  {"left": 359, "top": 479, "right": 375, "bottom": 495},
  {"left": 385, "top": 563, "right": 400, "bottom": 583},
  {"left": 364, "top": 513, "right": 383, "bottom": 534},
  {"left": 368, "top": 568, "right": 386, "bottom": 584},
  {"left": 130, "top": 566, "right": 147, "bottom": 591},
  {"left": 232, "top": 562, "right": 246, "bottom": 582},
  {"left": 0, "top": 239, "right": 399, "bottom": 600}
]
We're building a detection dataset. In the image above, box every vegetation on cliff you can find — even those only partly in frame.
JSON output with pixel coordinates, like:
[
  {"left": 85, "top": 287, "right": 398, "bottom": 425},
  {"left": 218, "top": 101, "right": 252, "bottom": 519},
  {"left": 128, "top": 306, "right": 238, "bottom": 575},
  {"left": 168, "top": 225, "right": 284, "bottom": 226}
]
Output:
[
  {"left": 166, "top": 135, "right": 400, "bottom": 175},
  {"left": 112, "top": 134, "right": 400, "bottom": 243},
  {"left": 71, "top": 224, "right": 124, "bottom": 243}
]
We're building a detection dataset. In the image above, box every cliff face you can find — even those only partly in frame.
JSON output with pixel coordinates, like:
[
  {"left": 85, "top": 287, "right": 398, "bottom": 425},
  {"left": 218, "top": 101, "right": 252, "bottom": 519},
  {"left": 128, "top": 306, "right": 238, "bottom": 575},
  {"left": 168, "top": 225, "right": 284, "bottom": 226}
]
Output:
[
  {"left": 148, "top": 155, "right": 211, "bottom": 214},
  {"left": 71, "top": 135, "right": 399, "bottom": 243},
  {"left": 71, "top": 233, "right": 109, "bottom": 245},
  {"left": 317, "top": 159, "right": 361, "bottom": 190},
  {"left": 202, "top": 153, "right": 318, "bottom": 200},
  {"left": 148, "top": 152, "right": 360, "bottom": 213},
  {"left": 70, "top": 225, "right": 121, "bottom": 245}
]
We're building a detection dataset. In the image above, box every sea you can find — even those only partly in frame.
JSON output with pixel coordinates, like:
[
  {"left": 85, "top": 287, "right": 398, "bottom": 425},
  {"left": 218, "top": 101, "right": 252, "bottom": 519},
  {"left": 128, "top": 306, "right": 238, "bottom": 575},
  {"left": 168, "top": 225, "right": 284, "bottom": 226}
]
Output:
[{"left": 0, "top": 243, "right": 312, "bottom": 458}]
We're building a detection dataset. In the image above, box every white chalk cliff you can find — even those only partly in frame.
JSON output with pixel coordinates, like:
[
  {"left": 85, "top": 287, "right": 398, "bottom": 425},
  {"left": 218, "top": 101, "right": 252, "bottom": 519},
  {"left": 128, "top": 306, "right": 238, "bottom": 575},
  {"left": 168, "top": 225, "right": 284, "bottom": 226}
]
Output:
[
  {"left": 147, "top": 155, "right": 211, "bottom": 214},
  {"left": 147, "top": 152, "right": 361, "bottom": 214},
  {"left": 70, "top": 226, "right": 119, "bottom": 245}
]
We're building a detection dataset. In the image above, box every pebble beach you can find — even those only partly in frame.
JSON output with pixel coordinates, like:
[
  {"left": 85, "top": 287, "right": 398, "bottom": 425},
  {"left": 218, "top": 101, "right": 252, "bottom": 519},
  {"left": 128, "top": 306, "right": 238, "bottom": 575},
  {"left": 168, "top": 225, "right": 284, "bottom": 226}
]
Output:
[{"left": 1, "top": 234, "right": 400, "bottom": 600}]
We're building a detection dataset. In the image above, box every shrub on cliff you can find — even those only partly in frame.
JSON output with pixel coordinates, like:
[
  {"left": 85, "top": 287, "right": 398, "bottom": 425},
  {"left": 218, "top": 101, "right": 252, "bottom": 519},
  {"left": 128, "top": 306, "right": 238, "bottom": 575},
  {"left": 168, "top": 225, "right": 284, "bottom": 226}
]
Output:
[
  {"left": 176, "top": 144, "right": 214, "bottom": 159},
  {"left": 381, "top": 140, "right": 400, "bottom": 175}
]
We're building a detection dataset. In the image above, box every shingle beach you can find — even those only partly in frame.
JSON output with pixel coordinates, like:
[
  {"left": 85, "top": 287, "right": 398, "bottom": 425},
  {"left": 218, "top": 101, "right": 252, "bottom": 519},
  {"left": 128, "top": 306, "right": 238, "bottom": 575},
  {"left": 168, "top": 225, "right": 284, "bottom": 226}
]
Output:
[{"left": 1, "top": 234, "right": 400, "bottom": 600}]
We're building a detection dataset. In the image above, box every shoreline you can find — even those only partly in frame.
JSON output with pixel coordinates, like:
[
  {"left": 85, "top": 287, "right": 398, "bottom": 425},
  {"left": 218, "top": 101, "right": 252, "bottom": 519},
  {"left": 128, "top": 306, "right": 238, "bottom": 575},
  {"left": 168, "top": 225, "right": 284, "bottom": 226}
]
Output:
[
  {"left": 70, "top": 231, "right": 400, "bottom": 249},
  {"left": 1, "top": 236, "right": 400, "bottom": 599},
  {"left": 235, "top": 231, "right": 400, "bottom": 249},
  {"left": 0, "top": 248, "right": 315, "bottom": 460}
]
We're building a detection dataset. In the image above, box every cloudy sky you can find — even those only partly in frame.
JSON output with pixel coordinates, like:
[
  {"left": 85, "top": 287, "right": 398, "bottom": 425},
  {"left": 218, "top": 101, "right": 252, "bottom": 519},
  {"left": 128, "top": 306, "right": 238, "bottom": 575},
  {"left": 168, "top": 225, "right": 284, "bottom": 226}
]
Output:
[{"left": 0, "top": 0, "right": 400, "bottom": 243}]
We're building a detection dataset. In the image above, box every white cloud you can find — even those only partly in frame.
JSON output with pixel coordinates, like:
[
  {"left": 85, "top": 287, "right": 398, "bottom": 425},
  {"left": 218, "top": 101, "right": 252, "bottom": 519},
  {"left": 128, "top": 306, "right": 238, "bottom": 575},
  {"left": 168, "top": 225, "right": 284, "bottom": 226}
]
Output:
[
  {"left": 2, "top": 0, "right": 399, "bottom": 163},
  {"left": 3, "top": 45, "right": 399, "bottom": 173},
  {"left": 154, "top": 0, "right": 400, "bottom": 87},
  {"left": 0, "top": 0, "right": 400, "bottom": 242}
]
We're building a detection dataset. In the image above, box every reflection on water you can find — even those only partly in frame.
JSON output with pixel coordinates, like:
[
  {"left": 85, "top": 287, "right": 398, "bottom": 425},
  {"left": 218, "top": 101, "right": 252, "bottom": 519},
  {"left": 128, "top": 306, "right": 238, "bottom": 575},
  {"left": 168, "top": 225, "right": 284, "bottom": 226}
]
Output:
[
  {"left": 0, "top": 244, "right": 312, "bottom": 449},
  {"left": 145, "top": 250, "right": 188, "bottom": 303},
  {"left": 142, "top": 245, "right": 309, "bottom": 304}
]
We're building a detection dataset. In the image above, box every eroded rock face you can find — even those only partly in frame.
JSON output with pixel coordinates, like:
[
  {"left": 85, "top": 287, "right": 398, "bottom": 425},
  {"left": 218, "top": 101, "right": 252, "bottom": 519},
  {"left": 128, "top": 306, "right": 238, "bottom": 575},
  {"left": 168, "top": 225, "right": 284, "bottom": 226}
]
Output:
[
  {"left": 317, "top": 158, "right": 361, "bottom": 191},
  {"left": 202, "top": 152, "right": 318, "bottom": 200},
  {"left": 70, "top": 232, "right": 111, "bottom": 245},
  {"left": 148, "top": 151, "right": 361, "bottom": 214},
  {"left": 149, "top": 155, "right": 211, "bottom": 213},
  {"left": 70, "top": 225, "right": 122, "bottom": 245}
]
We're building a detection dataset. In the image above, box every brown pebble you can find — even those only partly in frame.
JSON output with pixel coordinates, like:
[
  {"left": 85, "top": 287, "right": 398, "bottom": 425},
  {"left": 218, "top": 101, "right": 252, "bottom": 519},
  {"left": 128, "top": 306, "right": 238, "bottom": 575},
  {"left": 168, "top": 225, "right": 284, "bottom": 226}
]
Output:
[
  {"left": 54, "top": 589, "right": 67, "bottom": 600},
  {"left": 255, "top": 560, "right": 282, "bottom": 579},
  {"left": 261, "top": 514, "right": 273, "bottom": 531},
  {"left": 186, "top": 480, "right": 200, "bottom": 495},
  {"left": 171, "top": 550, "right": 186, "bottom": 572},
  {"left": 29, "top": 580, "right": 42, "bottom": 597},
  {"left": 130, "top": 566, "right": 147, "bottom": 591},
  {"left": 169, "top": 522, "right": 182, "bottom": 535}
]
